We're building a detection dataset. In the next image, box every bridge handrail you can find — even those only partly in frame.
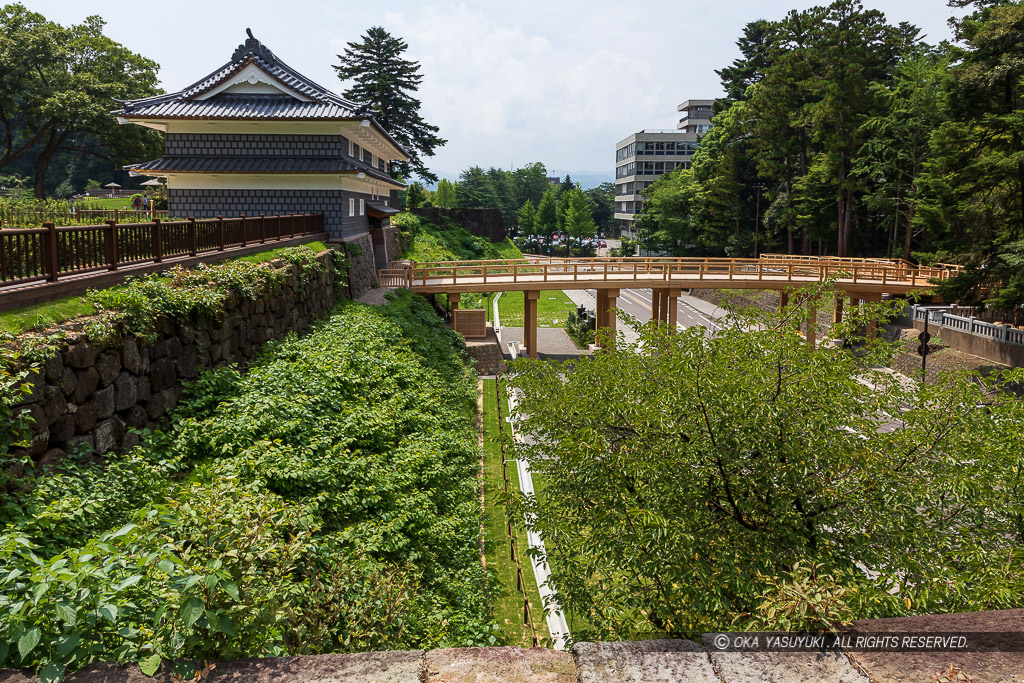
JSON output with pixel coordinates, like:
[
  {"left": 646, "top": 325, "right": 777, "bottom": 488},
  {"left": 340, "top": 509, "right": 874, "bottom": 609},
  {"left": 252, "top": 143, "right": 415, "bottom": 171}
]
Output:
[
  {"left": 912, "top": 305, "right": 1024, "bottom": 347},
  {"left": 401, "top": 257, "right": 955, "bottom": 289}
]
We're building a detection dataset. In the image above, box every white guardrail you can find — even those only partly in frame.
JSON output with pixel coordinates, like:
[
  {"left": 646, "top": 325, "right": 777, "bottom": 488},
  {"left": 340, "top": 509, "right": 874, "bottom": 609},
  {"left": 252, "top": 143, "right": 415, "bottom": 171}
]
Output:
[{"left": 910, "top": 305, "right": 1024, "bottom": 347}]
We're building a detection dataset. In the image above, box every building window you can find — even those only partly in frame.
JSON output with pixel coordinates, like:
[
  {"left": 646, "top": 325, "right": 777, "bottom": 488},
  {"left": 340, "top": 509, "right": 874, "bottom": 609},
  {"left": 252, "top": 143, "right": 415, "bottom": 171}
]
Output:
[
  {"left": 353, "top": 142, "right": 361, "bottom": 158},
  {"left": 349, "top": 198, "right": 355, "bottom": 216},
  {"left": 359, "top": 199, "right": 365, "bottom": 216}
]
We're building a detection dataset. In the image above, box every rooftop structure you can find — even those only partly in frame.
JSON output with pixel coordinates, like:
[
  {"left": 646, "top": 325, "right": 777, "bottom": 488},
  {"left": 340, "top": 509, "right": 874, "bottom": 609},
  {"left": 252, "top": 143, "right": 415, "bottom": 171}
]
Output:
[{"left": 113, "top": 30, "right": 407, "bottom": 266}]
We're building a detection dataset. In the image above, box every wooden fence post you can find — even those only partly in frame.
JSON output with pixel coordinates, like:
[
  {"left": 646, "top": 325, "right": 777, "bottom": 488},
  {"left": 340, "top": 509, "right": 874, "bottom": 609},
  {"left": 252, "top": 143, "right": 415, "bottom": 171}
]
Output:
[
  {"left": 217, "top": 215, "right": 225, "bottom": 251},
  {"left": 153, "top": 218, "right": 163, "bottom": 263},
  {"left": 188, "top": 217, "right": 198, "bottom": 256},
  {"left": 240, "top": 213, "right": 247, "bottom": 247},
  {"left": 258, "top": 214, "right": 266, "bottom": 244},
  {"left": 43, "top": 222, "right": 59, "bottom": 282},
  {"left": 105, "top": 220, "right": 118, "bottom": 271},
  {"left": 289, "top": 212, "right": 295, "bottom": 238},
  {"left": 113, "top": 209, "right": 119, "bottom": 224},
  {"left": 275, "top": 213, "right": 281, "bottom": 241}
]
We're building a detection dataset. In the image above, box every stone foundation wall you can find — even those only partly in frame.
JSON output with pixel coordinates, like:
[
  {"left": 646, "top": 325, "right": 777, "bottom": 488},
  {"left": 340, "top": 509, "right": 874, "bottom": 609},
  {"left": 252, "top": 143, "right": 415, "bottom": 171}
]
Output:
[
  {"left": 341, "top": 233, "right": 377, "bottom": 300},
  {"left": 9, "top": 252, "right": 339, "bottom": 468}
]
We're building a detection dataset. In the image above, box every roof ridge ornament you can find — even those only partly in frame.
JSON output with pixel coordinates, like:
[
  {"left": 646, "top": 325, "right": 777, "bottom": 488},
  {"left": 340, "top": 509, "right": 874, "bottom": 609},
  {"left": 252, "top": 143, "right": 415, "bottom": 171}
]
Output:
[{"left": 232, "top": 28, "right": 276, "bottom": 64}]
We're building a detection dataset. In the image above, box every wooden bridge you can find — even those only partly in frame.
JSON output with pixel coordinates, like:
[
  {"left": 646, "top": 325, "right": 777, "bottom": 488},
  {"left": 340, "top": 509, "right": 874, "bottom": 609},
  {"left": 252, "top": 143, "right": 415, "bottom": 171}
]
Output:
[{"left": 379, "top": 255, "right": 958, "bottom": 358}]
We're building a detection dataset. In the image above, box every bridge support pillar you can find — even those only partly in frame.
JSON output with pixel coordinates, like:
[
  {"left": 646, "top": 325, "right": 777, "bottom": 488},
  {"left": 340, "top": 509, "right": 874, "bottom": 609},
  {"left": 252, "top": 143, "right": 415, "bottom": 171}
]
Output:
[
  {"left": 596, "top": 288, "right": 619, "bottom": 348},
  {"left": 448, "top": 292, "right": 461, "bottom": 314},
  {"left": 524, "top": 290, "right": 539, "bottom": 358},
  {"left": 833, "top": 293, "right": 844, "bottom": 324},
  {"left": 651, "top": 289, "right": 662, "bottom": 325},
  {"left": 666, "top": 288, "right": 681, "bottom": 332},
  {"left": 779, "top": 290, "right": 790, "bottom": 311}
]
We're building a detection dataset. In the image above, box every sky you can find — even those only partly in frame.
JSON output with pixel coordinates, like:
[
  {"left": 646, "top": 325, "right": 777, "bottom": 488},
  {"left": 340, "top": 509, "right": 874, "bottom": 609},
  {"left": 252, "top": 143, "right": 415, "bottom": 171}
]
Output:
[{"left": 27, "top": 0, "right": 968, "bottom": 183}]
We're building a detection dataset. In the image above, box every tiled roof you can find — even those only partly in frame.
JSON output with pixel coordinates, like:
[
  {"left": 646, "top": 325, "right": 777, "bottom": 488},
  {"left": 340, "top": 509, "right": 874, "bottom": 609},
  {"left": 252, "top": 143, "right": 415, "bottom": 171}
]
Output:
[
  {"left": 126, "top": 156, "right": 402, "bottom": 185},
  {"left": 115, "top": 94, "right": 359, "bottom": 120},
  {"left": 112, "top": 31, "right": 407, "bottom": 157}
]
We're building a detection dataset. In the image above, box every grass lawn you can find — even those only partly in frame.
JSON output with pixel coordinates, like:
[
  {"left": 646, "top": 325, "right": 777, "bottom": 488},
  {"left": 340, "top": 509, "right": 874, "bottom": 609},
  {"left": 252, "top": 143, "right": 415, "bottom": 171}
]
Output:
[
  {"left": 0, "top": 241, "right": 330, "bottom": 335},
  {"left": 481, "top": 378, "right": 550, "bottom": 647},
  {"left": 77, "top": 197, "right": 135, "bottom": 209},
  {"left": 497, "top": 290, "right": 576, "bottom": 328}
]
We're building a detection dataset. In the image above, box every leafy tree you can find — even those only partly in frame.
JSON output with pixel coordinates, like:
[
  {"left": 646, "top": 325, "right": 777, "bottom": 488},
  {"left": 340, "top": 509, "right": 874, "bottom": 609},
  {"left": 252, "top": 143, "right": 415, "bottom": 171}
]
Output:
[
  {"left": 455, "top": 166, "right": 495, "bottom": 208},
  {"left": 856, "top": 49, "right": 948, "bottom": 260},
  {"left": 405, "top": 181, "right": 425, "bottom": 209},
  {"left": 516, "top": 199, "right": 537, "bottom": 236},
  {"left": 485, "top": 167, "right": 517, "bottom": 229},
  {"left": 562, "top": 188, "right": 597, "bottom": 254},
  {"left": 585, "top": 182, "right": 615, "bottom": 235},
  {"left": 916, "top": 0, "right": 1024, "bottom": 309},
  {"left": 636, "top": 169, "right": 699, "bottom": 255},
  {"left": 0, "top": 6, "right": 162, "bottom": 198},
  {"left": 511, "top": 162, "right": 550, "bottom": 209},
  {"left": 507, "top": 284, "right": 1024, "bottom": 639},
  {"left": 434, "top": 178, "right": 456, "bottom": 208},
  {"left": 536, "top": 187, "right": 559, "bottom": 244},
  {"left": 334, "top": 27, "right": 446, "bottom": 183},
  {"left": 716, "top": 19, "right": 776, "bottom": 107}
]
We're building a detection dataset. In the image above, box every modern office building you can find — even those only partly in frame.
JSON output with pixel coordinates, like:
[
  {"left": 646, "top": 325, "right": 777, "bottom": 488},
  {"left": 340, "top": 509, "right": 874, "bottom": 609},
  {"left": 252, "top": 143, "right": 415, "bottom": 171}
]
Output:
[{"left": 614, "top": 99, "right": 713, "bottom": 237}]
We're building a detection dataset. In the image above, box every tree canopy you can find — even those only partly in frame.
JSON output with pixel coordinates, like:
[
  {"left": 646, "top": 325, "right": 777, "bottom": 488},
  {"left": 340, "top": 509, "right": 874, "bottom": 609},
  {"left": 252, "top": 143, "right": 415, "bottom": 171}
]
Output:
[
  {"left": 507, "top": 285, "right": 1024, "bottom": 639},
  {"left": 334, "top": 27, "right": 446, "bottom": 183},
  {"left": 0, "top": 5, "right": 162, "bottom": 198}
]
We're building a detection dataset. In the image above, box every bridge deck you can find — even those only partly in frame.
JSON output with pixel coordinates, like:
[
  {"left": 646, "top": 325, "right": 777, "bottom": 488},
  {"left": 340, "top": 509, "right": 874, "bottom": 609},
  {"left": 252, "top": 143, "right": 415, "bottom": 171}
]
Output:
[{"left": 380, "top": 257, "right": 954, "bottom": 295}]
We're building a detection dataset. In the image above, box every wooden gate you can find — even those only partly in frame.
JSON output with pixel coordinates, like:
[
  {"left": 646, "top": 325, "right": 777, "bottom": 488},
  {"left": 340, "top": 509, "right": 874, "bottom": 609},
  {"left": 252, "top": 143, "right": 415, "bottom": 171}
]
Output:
[{"left": 453, "top": 309, "right": 487, "bottom": 338}]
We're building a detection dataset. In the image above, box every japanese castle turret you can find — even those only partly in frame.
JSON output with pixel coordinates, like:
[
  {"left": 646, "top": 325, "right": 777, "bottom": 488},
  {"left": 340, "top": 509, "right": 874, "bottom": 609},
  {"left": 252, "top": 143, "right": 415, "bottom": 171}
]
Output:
[{"left": 113, "top": 30, "right": 406, "bottom": 286}]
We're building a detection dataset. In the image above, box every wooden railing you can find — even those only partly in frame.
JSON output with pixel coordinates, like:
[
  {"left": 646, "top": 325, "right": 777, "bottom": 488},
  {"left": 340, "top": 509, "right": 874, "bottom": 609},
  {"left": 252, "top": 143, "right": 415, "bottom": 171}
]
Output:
[
  {"left": 392, "top": 257, "right": 957, "bottom": 292},
  {"left": 0, "top": 213, "right": 324, "bottom": 288},
  {"left": 0, "top": 207, "right": 171, "bottom": 229}
]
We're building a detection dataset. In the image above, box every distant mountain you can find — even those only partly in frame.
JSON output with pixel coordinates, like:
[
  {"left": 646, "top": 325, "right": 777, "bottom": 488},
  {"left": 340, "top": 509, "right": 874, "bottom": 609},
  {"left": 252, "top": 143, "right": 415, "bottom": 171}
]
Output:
[{"left": 549, "top": 170, "right": 613, "bottom": 190}]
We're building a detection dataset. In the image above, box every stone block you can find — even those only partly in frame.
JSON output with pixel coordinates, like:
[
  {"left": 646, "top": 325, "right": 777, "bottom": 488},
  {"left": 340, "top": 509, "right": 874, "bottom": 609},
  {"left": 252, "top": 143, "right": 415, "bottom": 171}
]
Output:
[
  {"left": 124, "top": 405, "right": 148, "bottom": 429},
  {"left": 73, "top": 367, "right": 99, "bottom": 403},
  {"left": 177, "top": 345, "right": 200, "bottom": 379},
  {"left": 67, "top": 342, "right": 96, "bottom": 369},
  {"left": 114, "top": 372, "right": 138, "bottom": 411},
  {"left": 94, "top": 418, "right": 124, "bottom": 454},
  {"left": 122, "top": 339, "right": 141, "bottom": 374},
  {"left": 574, "top": 640, "right": 717, "bottom": 683},
  {"left": 708, "top": 650, "right": 867, "bottom": 683},
  {"left": 96, "top": 352, "right": 121, "bottom": 387},
  {"left": 94, "top": 385, "right": 115, "bottom": 420},
  {"left": 38, "top": 448, "right": 66, "bottom": 469},
  {"left": 425, "top": 647, "right": 576, "bottom": 683},
  {"left": 137, "top": 377, "right": 151, "bottom": 403},
  {"left": 75, "top": 401, "right": 98, "bottom": 433},
  {"left": 50, "top": 414, "right": 76, "bottom": 443},
  {"left": 43, "top": 386, "right": 66, "bottom": 423},
  {"left": 43, "top": 353, "right": 64, "bottom": 382},
  {"left": 59, "top": 366, "right": 78, "bottom": 398},
  {"left": 166, "top": 336, "right": 182, "bottom": 360}
]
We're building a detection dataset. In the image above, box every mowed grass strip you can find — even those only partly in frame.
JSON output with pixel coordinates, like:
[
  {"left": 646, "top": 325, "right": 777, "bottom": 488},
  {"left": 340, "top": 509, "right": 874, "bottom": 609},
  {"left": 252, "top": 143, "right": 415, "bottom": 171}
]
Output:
[
  {"left": 497, "top": 290, "right": 576, "bottom": 328},
  {"left": 481, "top": 378, "right": 550, "bottom": 647}
]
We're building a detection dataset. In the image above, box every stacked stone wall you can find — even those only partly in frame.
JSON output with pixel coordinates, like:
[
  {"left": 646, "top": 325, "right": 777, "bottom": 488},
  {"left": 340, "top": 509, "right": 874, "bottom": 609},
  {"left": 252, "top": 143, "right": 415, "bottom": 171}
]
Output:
[
  {"left": 9, "top": 252, "right": 339, "bottom": 468},
  {"left": 341, "top": 233, "right": 377, "bottom": 300}
]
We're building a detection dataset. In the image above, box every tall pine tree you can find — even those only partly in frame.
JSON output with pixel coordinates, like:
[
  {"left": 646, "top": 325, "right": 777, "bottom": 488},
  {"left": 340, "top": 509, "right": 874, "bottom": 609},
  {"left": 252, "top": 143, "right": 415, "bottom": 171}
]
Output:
[{"left": 334, "top": 27, "right": 446, "bottom": 183}]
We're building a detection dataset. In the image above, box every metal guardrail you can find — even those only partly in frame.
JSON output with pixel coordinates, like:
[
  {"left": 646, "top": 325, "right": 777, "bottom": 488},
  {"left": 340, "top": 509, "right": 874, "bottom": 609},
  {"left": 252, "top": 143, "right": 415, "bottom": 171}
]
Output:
[{"left": 911, "top": 305, "right": 1024, "bottom": 347}]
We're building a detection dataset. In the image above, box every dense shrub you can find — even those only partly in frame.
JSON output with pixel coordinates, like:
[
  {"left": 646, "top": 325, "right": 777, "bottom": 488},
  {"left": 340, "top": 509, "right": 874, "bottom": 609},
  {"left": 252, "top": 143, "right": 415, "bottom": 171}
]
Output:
[
  {"left": 0, "top": 291, "right": 494, "bottom": 680},
  {"left": 394, "top": 212, "right": 520, "bottom": 262}
]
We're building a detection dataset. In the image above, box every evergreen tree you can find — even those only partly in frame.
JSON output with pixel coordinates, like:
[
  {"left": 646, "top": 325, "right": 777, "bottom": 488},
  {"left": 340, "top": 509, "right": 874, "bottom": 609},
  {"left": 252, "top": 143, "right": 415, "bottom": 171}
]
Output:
[
  {"left": 536, "top": 187, "right": 559, "bottom": 243},
  {"left": 716, "top": 19, "right": 775, "bottom": 107},
  {"left": 517, "top": 199, "right": 537, "bottom": 236},
  {"left": 434, "top": 178, "right": 456, "bottom": 208},
  {"left": 485, "top": 167, "right": 517, "bottom": 228},
  {"left": 512, "top": 162, "right": 550, "bottom": 208},
  {"left": 559, "top": 174, "right": 575, "bottom": 195},
  {"left": 405, "top": 181, "right": 425, "bottom": 209},
  {"left": 455, "top": 166, "right": 495, "bottom": 208},
  {"left": 563, "top": 188, "right": 597, "bottom": 254},
  {"left": 334, "top": 27, "right": 446, "bottom": 183}
]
